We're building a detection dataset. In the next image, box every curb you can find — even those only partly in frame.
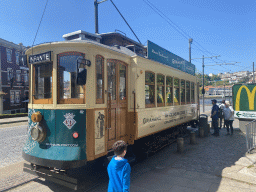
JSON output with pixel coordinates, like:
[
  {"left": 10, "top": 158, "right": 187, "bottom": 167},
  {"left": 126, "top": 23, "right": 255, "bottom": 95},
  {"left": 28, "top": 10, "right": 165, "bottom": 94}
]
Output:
[{"left": 0, "top": 120, "right": 28, "bottom": 125}]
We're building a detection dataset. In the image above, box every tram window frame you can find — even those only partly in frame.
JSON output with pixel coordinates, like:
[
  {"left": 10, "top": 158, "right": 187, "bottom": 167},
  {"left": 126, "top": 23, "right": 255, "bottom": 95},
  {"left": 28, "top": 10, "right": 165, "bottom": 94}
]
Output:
[
  {"left": 32, "top": 62, "right": 53, "bottom": 104},
  {"left": 157, "top": 74, "right": 165, "bottom": 107},
  {"left": 95, "top": 55, "right": 104, "bottom": 104},
  {"left": 57, "top": 52, "right": 86, "bottom": 104},
  {"left": 166, "top": 76, "right": 173, "bottom": 106},
  {"left": 145, "top": 71, "right": 155, "bottom": 108},
  {"left": 181, "top": 79, "right": 185, "bottom": 105},
  {"left": 191, "top": 82, "right": 195, "bottom": 103},
  {"left": 174, "top": 78, "right": 180, "bottom": 105},
  {"left": 186, "top": 81, "right": 190, "bottom": 104}
]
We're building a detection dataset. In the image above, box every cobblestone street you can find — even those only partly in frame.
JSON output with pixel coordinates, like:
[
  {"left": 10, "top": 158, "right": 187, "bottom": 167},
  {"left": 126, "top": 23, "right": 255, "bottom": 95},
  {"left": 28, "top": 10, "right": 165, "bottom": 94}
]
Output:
[{"left": 0, "top": 125, "right": 27, "bottom": 168}]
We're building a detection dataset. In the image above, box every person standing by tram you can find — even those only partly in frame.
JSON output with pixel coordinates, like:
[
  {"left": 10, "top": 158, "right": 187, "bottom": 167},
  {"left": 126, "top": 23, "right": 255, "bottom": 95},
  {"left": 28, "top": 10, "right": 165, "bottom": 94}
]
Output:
[
  {"left": 223, "top": 101, "right": 234, "bottom": 135},
  {"left": 211, "top": 99, "right": 220, "bottom": 136},
  {"left": 219, "top": 100, "right": 225, "bottom": 129},
  {"left": 107, "top": 140, "right": 131, "bottom": 192}
]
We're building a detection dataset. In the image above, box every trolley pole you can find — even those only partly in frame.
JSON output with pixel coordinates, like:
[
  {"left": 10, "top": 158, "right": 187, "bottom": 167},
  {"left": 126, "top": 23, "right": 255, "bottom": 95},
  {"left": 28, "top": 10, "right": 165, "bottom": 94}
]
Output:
[{"left": 94, "top": 0, "right": 107, "bottom": 34}]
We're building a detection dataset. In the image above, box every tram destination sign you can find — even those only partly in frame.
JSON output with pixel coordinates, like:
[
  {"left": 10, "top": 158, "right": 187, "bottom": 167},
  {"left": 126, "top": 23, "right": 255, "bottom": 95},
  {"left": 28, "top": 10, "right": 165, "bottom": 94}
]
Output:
[
  {"left": 147, "top": 40, "right": 195, "bottom": 75},
  {"left": 29, "top": 51, "right": 51, "bottom": 64}
]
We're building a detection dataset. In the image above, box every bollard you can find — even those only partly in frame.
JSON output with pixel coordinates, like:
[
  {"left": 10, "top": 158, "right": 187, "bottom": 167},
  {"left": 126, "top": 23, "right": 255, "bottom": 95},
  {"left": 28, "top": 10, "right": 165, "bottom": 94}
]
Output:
[
  {"left": 190, "top": 132, "right": 196, "bottom": 144},
  {"left": 177, "top": 137, "right": 184, "bottom": 153},
  {"left": 199, "top": 127, "right": 204, "bottom": 138},
  {"left": 207, "top": 124, "right": 210, "bottom": 136}
]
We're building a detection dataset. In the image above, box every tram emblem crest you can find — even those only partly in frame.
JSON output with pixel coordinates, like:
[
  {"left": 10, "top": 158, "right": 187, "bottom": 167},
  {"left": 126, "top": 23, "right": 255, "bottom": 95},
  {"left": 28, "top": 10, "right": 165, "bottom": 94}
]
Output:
[{"left": 63, "top": 113, "right": 76, "bottom": 129}]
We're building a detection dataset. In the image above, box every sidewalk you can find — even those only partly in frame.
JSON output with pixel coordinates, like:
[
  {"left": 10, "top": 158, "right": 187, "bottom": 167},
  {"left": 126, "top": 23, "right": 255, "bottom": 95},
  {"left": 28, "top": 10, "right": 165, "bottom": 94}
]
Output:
[
  {"left": 91, "top": 118, "right": 256, "bottom": 192},
  {"left": 0, "top": 116, "right": 28, "bottom": 125}
]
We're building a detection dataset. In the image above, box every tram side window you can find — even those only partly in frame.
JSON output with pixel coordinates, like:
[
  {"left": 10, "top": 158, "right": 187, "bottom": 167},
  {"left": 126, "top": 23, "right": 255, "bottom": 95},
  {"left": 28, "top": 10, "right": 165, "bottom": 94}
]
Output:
[
  {"left": 174, "top": 78, "right": 180, "bottom": 105},
  {"left": 191, "top": 82, "right": 195, "bottom": 103},
  {"left": 119, "top": 64, "right": 126, "bottom": 100},
  {"left": 96, "top": 55, "right": 104, "bottom": 104},
  {"left": 181, "top": 80, "right": 185, "bottom": 105},
  {"left": 107, "top": 61, "right": 116, "bottom": 101},
  {"left": 186, "top": 81, "right": 190, "bottom": 104},
  {"left": 157, "top": 74, "right": 165, "bottom": 107},
  {"left": 145, "top": 71, "right": 155, "bottom": 108},
  {"left": 34, "top": 63, "right": 52, "bottom": 99},
  {"left": 58, "top": 52, "right": 85, "bottom": 104},
  {"left": 166, "top": 76, "right": 173, "bottom": 106}
]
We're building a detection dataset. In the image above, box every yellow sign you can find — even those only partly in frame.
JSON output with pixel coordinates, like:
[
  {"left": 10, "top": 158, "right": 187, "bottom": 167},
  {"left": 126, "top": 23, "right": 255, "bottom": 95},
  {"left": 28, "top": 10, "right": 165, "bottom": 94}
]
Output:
[{"left": 235, "top": 85, "right": 256, "bottom": 111}]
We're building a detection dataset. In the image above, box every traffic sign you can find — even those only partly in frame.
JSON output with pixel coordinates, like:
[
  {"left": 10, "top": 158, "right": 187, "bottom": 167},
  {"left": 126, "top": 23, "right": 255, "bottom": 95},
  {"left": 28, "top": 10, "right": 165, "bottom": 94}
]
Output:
[{"left": 234, "top": 111, "right": 256, "bottom": 119}]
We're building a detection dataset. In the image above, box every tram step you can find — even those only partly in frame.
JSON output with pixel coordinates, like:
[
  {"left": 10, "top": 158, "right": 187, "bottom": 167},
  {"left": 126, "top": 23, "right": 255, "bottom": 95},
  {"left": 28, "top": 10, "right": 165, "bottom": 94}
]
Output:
[{"left": 23, "top": 163, "right": 78, "bottom": 190}]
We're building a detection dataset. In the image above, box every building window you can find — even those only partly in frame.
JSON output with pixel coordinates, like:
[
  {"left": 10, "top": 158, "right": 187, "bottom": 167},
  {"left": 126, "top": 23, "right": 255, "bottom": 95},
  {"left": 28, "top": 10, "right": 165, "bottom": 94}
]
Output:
[
  {"left": 157, "top": 74, "right": 165, "bottom": 107},
  {"left": 16, "top": 70, "right": 21, "bottom": 82},
  {"left": 145, "top": 71, "right": 155, "bottom": 108},
  {"left": 15, "top": 91, "right": 20, "bottom": 103},
  {"left": 7, "top": 68, "right": 13, "bottom": 81},
  {"left": 24, "top": 70, "right": 28, "bottom": 83},
  {"left": 191, "top": 82, "right": 195, "bottom": 103},
  {"left": 166, "top": 76, "right": 173, "bottom": 106},
  {"left": 16, "top": 52, "right": 20, "bottom": 65},
  {"left": 186, "top": 81, "right": 190, "bottom": 104},
  {"left": 10, "top": 91, "right": 15, "bottom": 105},
  {"left": 181, "top": 80, "right": 185, "bottom": 105},
  {"left": 174, "top": 78, "right": 180, "bottom": 105},
  {"left": 96, "top": 55, "right": 104, "bottom": 104},
  {"left": 6, "top": 48, "right": 12, "bottom": 62},
  {"left": 57, "top": 52, "right": 85, "bottom": 104}
]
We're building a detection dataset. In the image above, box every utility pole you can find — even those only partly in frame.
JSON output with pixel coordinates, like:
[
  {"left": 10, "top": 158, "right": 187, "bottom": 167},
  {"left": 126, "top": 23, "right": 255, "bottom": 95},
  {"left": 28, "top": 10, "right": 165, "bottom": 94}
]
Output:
[
  {"left": 192, "top": 55, "right": 220, "bottom": 113},
  {"left": 202, "top": 56, "right": 205, "bottom": 112},
  {"left": 253, "top": 62, "right": 255, "bottom": 83},
  {"left": 94, "top": 0, "right": 107, "bottom": 34},
  {"left": 224, "top": 84, "right": 225, "bottom": 98},
  {"left": 189, "top": 38, "right": 193, "bottom": 63}
]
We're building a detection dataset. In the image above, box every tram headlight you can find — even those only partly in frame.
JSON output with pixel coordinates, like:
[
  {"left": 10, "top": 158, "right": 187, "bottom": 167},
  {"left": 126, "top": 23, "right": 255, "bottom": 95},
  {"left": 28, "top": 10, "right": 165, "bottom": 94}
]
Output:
[
  {"left": 30, "top": 123, "right": 46, "bottom": 142},
  {"left": 31, "top": 111, "right": 42, "bottom": 123}
]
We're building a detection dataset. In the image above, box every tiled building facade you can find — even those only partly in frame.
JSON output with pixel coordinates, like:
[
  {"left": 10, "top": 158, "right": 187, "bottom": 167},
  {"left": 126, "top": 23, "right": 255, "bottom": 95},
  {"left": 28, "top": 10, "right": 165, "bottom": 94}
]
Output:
[{"left": 0, "top": 38, "right": 29, "bottom": 114}]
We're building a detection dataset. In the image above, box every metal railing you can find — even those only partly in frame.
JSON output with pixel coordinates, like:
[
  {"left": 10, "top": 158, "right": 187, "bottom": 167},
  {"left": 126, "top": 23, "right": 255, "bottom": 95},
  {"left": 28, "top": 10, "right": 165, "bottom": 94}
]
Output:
[{"left": 246, "top": 120, "right": 256, "bottom": 153}]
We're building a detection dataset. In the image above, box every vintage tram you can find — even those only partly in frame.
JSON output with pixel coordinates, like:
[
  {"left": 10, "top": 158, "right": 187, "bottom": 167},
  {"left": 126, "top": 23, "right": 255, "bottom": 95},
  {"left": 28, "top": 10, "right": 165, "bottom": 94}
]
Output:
[{"left": 22, "top": 30, "right": 199, "bottom": 189}]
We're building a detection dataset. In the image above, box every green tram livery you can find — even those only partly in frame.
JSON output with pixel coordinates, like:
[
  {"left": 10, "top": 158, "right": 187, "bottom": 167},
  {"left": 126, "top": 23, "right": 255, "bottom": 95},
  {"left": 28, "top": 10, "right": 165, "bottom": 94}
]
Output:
[{"left": 22, "top": 30, "right": 199, "bottom": 189}]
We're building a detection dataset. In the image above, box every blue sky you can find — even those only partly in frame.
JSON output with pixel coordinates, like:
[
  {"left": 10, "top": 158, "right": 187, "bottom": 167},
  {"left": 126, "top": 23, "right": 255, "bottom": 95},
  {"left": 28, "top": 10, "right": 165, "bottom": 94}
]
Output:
[{"left": 1, "top": 0, "right": 255, "bottom": 75}]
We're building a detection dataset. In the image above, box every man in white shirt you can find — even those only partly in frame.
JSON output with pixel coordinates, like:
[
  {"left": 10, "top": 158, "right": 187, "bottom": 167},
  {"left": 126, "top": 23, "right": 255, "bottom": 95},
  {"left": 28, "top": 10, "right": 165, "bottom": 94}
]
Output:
[{"left": 223, "top": 101, "right": 234, "bottom": 135}]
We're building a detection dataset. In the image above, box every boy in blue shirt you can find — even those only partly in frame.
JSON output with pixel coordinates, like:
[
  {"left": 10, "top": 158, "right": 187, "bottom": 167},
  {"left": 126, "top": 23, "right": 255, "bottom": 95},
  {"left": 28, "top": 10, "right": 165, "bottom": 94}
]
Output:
[{"left": 107, "top": 140, "right": 131, "bottom": 192}]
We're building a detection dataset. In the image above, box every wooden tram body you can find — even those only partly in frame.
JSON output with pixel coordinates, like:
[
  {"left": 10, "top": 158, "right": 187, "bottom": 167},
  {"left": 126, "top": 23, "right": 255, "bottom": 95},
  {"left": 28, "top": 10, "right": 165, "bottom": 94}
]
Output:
[{"left": 22, "top": 31, "right": 199, "bottom": 189}]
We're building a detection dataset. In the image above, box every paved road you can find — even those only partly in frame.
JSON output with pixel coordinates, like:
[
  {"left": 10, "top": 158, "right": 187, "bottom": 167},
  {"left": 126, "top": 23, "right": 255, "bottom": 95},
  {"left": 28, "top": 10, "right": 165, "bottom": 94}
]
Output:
[{"left": 0, "top": 125, "right": 28, "bottom": 168}]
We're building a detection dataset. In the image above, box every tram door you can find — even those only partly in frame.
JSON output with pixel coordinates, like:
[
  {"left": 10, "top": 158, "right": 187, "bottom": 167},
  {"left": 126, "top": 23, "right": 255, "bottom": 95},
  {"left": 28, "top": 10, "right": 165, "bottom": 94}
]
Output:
[{"left": 107, "top": 60, "right": 127, "bottom": 150}]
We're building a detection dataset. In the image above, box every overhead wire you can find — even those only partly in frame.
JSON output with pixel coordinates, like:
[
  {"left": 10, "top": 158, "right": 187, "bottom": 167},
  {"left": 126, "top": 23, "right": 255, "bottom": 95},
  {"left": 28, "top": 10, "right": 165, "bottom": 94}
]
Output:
[
  {"left": 31, "top": 0, "right": 49, "bottom": 56},
  {"left": 143, "top": 0, "right": 239, "bottom": 69}
]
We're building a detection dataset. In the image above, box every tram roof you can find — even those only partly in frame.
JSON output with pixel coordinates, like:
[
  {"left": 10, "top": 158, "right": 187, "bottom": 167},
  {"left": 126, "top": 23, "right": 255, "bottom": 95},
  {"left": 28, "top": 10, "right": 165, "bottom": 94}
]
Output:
[{"left": 26, "top": 39, "right": 138, "bottom": 58}]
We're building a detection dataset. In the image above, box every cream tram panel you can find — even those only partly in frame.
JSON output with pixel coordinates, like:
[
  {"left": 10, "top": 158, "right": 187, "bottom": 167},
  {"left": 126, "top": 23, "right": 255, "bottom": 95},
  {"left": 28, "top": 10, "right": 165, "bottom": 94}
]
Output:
[{"left": 137, "top": 105, "right": 197, "bottom": 138}]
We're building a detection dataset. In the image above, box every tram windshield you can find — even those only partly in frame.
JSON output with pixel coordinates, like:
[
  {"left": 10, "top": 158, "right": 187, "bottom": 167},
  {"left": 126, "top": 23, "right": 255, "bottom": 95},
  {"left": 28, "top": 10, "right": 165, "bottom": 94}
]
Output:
[
  {"left": 58, "top": 53, "right": 85, "bottom": 102},
  {"left": 34, "top": 63, "right": 52, "bottom": 99}
]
